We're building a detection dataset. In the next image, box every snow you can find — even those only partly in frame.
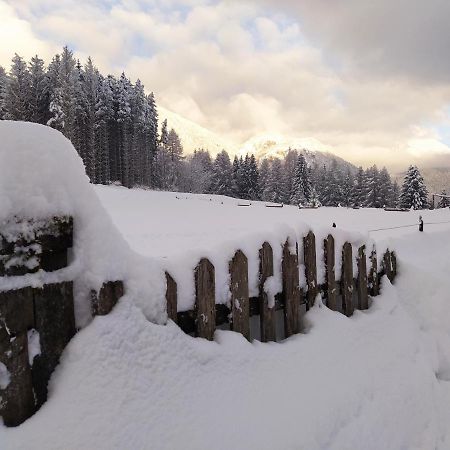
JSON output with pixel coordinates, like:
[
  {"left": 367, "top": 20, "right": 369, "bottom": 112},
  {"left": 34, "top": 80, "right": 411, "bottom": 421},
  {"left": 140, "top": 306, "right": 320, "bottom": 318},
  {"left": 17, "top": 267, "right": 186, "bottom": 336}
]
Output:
[
  {"left": 0, "top": 363, "right": 9, "bottom": 390},
  {"left": 0, "top": 121, "right": 166, "bottom": 327},
  {"left": 2, "top": 122, "right": 450, "bottom": 448},
  {"left": 27, "top": 329, "right": 41, "bottom": 366}
]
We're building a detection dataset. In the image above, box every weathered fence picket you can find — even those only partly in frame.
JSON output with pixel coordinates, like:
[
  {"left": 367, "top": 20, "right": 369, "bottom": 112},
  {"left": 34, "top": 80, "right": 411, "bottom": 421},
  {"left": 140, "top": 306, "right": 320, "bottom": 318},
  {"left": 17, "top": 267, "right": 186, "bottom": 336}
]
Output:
[
  {"left": 369, "top": 248, "right": 379, "bottom": 297},
  {"left": 324, "top": 234, "right": 337, "bottom": 311},
  {"left": 342, "top": 242, "right": 354, "bottom": 316},
  {"left": 259, "top": 242, "right": 276, "bottom": 342},
  {"left": 282, "top": 240, "right": 301, "bottom": 337},
  {"left": 229, "top": 250, "right": 250, "bottom": 340},
  {"left": 195, "top": 258, "right": 216, "bottom": 340},
  {"left": 304, "top": 231, "right": 318, "bottom": 309},
  {"left": 357, "top": 246, "right": 369, "bottom": 310},
  {"left": 165, "top": 272, "right": 178, "bottom": 324}
]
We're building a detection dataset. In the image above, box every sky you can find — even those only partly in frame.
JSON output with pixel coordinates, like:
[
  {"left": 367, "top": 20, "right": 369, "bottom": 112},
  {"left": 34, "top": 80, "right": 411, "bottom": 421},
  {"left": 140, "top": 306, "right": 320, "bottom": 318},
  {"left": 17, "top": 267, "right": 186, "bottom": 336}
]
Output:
[{"left": 2, "top": 0, "right": 450, "bottom": 171}]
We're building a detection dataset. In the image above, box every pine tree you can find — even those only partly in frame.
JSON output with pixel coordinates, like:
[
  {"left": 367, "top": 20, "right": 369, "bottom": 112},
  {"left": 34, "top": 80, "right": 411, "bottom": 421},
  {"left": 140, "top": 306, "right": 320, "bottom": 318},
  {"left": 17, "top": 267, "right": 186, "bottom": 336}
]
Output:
[
  {"left": 399, "top": 165, "right": 429, "bottom": 210},
  {"left": 46, "top": 54, "right": 65, "bottom": 131},
  {"left": 247, "top": 154, "right": 260, "bottom": 200},
  {"left": 351, "top": 167, "right": 366, "bottom": 207},
  {"left": 117, "top": 72, "right": 133, "bottom": 187},
  {"left": 290, "top": 154, "right": 307, "bottom": 206},
  {"left": 437, "top": 190, "right": 450, "bottom": 208},
  {"left": 28, "top": 55, "right": 49, "bottom": 124},
  {"left": 263, "top": 158, "right": 287, "bottom": 203},
  {"left": 0, "top": 66, "right": 7, "bottom": 120},
  {"left": 364, "top": 165, "right": 382, "bottom": 208},
  {"left": 378, "top": 167, "right": 395, "bottom": 208},
  {"left": 5, "top": 54, "right": 31, "bottom": 120},
  {"left": 166, "top": 128, "right": 183, "bottom": 190},
  {"left": 258, "top": 158, "right": 271, "bottom": 201},
  {"left": 210, "top": 150, "right": 233, "bottom": 196},
  {"left": 341, "top": 169, "right": 354, "bottom": 207}
]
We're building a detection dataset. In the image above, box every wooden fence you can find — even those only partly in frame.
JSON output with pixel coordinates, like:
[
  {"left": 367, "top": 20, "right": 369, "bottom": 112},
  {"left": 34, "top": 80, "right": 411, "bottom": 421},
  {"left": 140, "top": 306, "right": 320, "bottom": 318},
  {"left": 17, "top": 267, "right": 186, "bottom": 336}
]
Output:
[
  {"left": 0, "top": 217, "right": 397, "bottom": 427},
  {"left": 165, "top": 231, "right": 397, "bottom": 342},
  {"left": 0, "top": 216, "right": 123, "bottom": 427}
]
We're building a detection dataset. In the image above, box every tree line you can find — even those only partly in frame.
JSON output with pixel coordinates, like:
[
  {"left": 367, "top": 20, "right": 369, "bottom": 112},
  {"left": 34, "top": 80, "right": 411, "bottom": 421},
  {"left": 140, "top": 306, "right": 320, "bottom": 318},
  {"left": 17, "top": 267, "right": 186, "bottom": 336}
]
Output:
[{"left": 0, "top": 48, "right": 435, "bottom": 210}]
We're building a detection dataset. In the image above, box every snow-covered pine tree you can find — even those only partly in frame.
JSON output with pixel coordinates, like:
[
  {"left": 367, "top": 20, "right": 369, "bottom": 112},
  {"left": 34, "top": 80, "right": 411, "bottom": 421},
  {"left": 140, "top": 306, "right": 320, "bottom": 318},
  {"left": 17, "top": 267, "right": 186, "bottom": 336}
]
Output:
[
  {"left": 258, "top": 158, "right": 271, "bottom": 201},
  {"left": 46, "top": 54, "right": 65, "bottom": 131},
  {"left": 378, "top": 167, "right": 395, "bottom": 208},
  {"left": 247, "top": 154, "right": 260, "bottom": 200},
  {"left": 399, "top": 165, "right": 429, "bottom": 210},
  {"left": 283, "top": 149, "right": 298, "bottom": 202},
  {"left": 28, "top": 55, "right": 49, "bottom": 124},
  {"left": 0, "top": 66, "right": 7, "bottom": 120},
  {"left": 351, "top": 167, "right": 366, "bottom": 207},
  {"left": 290, "top": 154, "right": 307, "bottom": 206},
  {"left": 146, "top": 92, "right": 159, "bottom": 188},
  {"left": 263, "top": 158, "right": 287, "bottom": 203},
  {"left": 117, "top": 72, "right": 133, "bottom": 187},
  {"left": 341, "top": 169, "right": 354, "bottom": 207},
  {"left": 179, "top": 150, "right": 213, "bottom": 193},
  {"left": 72, "top": 60, "right": 95, "bottom": 180},
  {"left": 166, "top": 128, "right": 183, "bottom": 190},
  {"left": 94, "top": 74, "right": 112, "bottom": 184},
  {"left": 437, "top": 190, "right": 450, "bottom": 208},
  {"left": 5, "top": 54, "right": 31, "bottom": 121},
  {"left": 210, "top": 150, "right": 233, "bottom": 196},
  {"left": 364, "top": 165, "right": 382, "bottom": 208}
]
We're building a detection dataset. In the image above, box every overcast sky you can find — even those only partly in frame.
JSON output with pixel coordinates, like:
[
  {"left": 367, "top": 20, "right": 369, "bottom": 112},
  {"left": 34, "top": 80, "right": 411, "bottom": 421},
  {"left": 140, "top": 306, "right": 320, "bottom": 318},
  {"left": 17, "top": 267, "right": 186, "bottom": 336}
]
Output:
[{"left": 2, "top": 0, "right": 450, "bottom": 170}]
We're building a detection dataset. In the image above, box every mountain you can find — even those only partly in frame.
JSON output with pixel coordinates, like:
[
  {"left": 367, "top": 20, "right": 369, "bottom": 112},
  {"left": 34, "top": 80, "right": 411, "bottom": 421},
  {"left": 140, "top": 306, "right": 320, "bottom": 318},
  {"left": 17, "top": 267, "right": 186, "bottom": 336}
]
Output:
[
  {"left": 158, "top": 106, "right": 357, "bottom": 172},
  {"left": 158, "top": 106, "right": 238, "bottom": 157}
]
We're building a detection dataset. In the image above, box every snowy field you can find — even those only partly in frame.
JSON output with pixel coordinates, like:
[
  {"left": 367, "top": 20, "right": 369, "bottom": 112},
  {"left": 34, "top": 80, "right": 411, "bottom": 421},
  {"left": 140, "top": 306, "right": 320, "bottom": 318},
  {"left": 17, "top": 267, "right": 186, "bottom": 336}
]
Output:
[{"left": 2, "top": 123, "right": 450, "bottom": 449}]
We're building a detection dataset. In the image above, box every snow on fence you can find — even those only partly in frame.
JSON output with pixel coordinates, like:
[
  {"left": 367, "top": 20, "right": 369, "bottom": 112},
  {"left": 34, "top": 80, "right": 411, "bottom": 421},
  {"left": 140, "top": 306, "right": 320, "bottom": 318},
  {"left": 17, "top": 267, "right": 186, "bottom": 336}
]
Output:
[
  {"left": 165, "top": 231, "right": 397, "bottom": 342},
  {"left": 0, "top": 216, "right": 397, "bottom": 428},
  {"left": 0, "top": 216, "right": 123, "bottom": 427}
]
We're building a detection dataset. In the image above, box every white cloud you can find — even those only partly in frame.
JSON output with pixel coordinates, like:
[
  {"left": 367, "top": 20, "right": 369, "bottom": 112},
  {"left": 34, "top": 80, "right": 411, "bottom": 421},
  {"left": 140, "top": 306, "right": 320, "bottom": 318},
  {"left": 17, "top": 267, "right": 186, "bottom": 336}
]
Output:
[{"left": 2, "top": 0, "right": 450, "bottom": 171}]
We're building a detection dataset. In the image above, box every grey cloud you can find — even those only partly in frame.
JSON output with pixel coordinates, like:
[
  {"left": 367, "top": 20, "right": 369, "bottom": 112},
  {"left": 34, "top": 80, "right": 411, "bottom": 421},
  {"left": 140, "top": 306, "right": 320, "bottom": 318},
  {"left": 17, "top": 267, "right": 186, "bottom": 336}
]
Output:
[{"left": 256, "top": 0, "right": 450, "bottom": 83}]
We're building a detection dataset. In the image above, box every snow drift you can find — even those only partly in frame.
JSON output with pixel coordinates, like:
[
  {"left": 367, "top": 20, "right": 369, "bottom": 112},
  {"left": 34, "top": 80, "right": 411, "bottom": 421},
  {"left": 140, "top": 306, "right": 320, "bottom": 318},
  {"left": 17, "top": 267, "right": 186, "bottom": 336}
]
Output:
[{"left": 0, "top": 121, "right": 166, "bottom": 327}]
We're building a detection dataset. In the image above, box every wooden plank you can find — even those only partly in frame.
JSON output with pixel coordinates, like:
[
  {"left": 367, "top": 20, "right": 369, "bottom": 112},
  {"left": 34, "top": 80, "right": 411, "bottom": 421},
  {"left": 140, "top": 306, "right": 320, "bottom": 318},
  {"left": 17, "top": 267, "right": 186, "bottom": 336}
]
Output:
[
  {"left": 282, "top": 240, "right": 300, "bottom": 337},
  {"left": 324, "top": 235, "right": 337, "bottom": 311},
  {"left": 391, "top": 251, "right": 397, "bottom": 281},
  {"left": 383, "top": 250, "right": 394, "bottom": 283},
  {"left": 165, "top": 272, "right": 178, "bottom": 324},
  {"left": 195, "top": 259, "right": 216, "bottom": 340},
  {"left": 341, "top": 242, "right": 354, "bottom": 317},
  {"left": 32, "top": 281, "right": 76, "bottom": 407},
  {"left": 0, "top": 331, "right": 35, "bottom": 427},
  {"left": 368, "top": 248, "right": 379, "bottom": 296},
  {"left": 0, "top": 287, "right": 36, "bottom": 426},
  {"left": 229, "top": 250, "right": 250, "bottom": 340},
  {"left": 357, "top": 245, "right": 369, "bottom": 310},
  {"left": 304, "top": 231, "right": 318, "bottom": 309},
  {"left": 259, "top": 242, "right": 276, "bottom": 342}
]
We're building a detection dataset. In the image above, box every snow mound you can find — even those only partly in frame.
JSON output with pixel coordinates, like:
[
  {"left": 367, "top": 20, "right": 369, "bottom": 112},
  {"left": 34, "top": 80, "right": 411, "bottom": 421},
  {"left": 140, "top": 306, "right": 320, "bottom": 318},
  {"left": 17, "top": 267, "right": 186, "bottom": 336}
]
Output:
[{"left": 0, "top": 121, "right": 166, "bottom": 327}]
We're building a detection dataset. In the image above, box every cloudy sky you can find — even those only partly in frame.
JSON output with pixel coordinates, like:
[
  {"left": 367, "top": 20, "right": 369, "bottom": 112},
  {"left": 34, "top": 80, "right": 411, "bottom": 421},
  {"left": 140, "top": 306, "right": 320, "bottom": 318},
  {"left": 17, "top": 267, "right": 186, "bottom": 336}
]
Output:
[{"left": 2, "top": 0, "right": 450, "bottom": 170}]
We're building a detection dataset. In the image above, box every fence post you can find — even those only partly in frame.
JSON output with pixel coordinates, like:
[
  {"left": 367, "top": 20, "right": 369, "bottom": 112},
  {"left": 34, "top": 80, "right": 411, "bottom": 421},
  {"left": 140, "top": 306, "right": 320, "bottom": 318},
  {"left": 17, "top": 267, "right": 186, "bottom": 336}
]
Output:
[
  {"left": 324, "top": 234, "right": 337, "bottom": 311},
  {"left": 0, "top": 287, "right": 35, "bottom": 427},
  {"left": 342, "top": 243, "right": 354, "bottom": 317},
  {"left": 304, "top": 231, "right": 318, "bottom": 309},
  {"left": 369, "top": 248, "right": 379, "bottom": 296},
  {"left": 195, "top": 258, "right": 216, "bottom": 340},
  {"left": 391, "top": 251, "right": 397, "bottom": 281},
  {"left": 229, "top": 250, "right": 250, "bottom": 340},
  {"left": 165, "top": 272, "right": 178, "bottom": 324},
  {"left": 383, "top": 250, "right": 394, "bottom": 283},
  {"left": 259, "top": 242, "right": 276, "bottom": 342},
  {"left": 357, "top": 245, "right": 369, "bottom": 310},
  {"left": 282, "top": 240, "right": 300, "bottom": 337}
]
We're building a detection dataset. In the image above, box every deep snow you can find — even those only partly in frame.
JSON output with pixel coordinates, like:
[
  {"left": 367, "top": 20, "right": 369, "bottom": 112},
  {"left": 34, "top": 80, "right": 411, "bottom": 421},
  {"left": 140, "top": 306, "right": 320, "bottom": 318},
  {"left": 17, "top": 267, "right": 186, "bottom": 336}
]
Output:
[{"left": 1, "top": 123, "right": 450, "bottom": 449}]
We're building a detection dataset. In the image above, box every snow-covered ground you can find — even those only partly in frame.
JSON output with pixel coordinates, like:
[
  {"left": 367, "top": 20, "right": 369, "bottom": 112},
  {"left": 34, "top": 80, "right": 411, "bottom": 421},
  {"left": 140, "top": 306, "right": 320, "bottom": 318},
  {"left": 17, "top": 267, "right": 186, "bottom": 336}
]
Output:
[
  {"left": 3, "top": 203, "right": 450, "bottom": 449},
  {"left": 2, "top": 123, "right": 450, "bottom": 449}
]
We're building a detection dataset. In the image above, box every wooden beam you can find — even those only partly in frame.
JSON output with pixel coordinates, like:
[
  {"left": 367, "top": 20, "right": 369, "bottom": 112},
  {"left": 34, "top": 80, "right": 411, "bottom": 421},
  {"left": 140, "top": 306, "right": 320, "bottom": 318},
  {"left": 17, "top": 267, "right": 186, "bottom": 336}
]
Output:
[
  {"left": 259, "top": 242, "right": 276, "bottom": 342},
  {"left": 324, "top": 235, "right": 337, "bottom": 311},
  {"left": 229, "top": 250, "right": 250, "bottom": 340},
  {"left": 282, "top": 240, "right": 300, "bottom": 337},
  {"left": 195, "top": 259, "right": 216, "bottom": 340}
]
